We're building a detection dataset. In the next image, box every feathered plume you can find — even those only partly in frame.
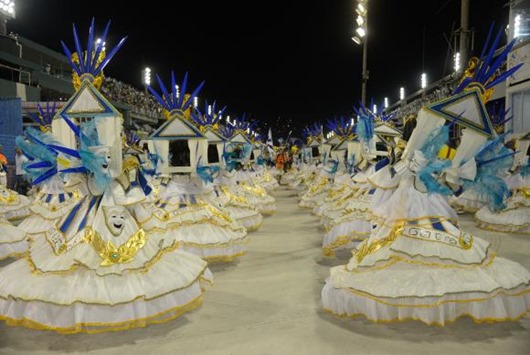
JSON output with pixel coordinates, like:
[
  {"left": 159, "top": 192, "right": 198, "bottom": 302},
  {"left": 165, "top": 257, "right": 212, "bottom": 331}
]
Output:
[
  {"left": 302, "top": 122, "right": 323, "bottom": 142},
  {"left": 27, "top": 102, "right": 57, "bottom": 131},
  {"left": 326, "top": 116, "right": 355, "bottom": 139},
  {"left": 61, "top": 18, "right": 127, "bottom": 79},
  {"left": 222, "top": 142, "right": 239, "bottom": 172},
  {"left": 15, "top": 127, "right": 60, "bottom": 185},
  {"left": 196, "top": 156, "right": 220, "bottom": 184},
  {"left": 463, "top": 133, "right": 515, "bottom": 211},
  {"left": 489, "top": 102, "right": 512, "bottom": 132},
  {"left": 55, "top": 115, "right": 112, "bottom": 191},
  {"left": 229, "top": 113, "right": 258, "bottom": 138},
  {"left": 147, "top": 71, "right": 205, "bottom": 119},
  {"left": 416, "top": 124, "right": 452, "bottom": 195},
  {"left": 453, "top": 23, "right": 524, "bottom": 98},
  {"left": 17, "top": 103, "right": 62, "bottom": 184},
  {"left": 191, "top": 100, "right": 227, "bottom": 128},
  {"left": 219, "top": 123, "right": 234, "bottom": 140},
  {"left": 353, "top": 102, "right": 375, "bottom": 146}
]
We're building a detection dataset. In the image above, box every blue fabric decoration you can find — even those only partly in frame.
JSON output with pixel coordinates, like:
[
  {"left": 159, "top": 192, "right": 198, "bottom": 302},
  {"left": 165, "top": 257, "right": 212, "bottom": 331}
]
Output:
[
  {"left": 355, "top": 115, "right": 374, "bottom": 146},
  {"left": 417, "top": 160, "right": 452, "bottom": 195},
  {"left": 16, "top": 128, "right": 60, "bottom": 185},
  {"left": 197, "top": 165, "right": 221, "bottom": 184},
  {"left": 137, "top": 170, "right": 152, "bottom": 196},
  {"left": 79, "top": 149, "right": 110, "bottom": 191},
  {"left": 375, "top": 157, "right": 390, "bottom": 172},
  {"left": 419, "top": 125, "right": 449, "bottom": 161},
  {"left": 416, "top": 125, "right": 452, "bottom": 195},
  {"left": 462, "top": 134, "right": 514, "bottom": 211}
]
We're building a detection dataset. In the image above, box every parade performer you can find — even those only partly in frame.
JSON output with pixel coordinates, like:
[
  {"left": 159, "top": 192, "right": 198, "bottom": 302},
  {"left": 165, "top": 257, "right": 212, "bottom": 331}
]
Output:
[
  {"left": 136, "top": 72, "right": 248, "bottom": 262},
  {"left": 322, "top": 27, "right": 530, "bottom": 325},
  {"left": 0, "top": 21, "right": 212, "bottom": 333}
]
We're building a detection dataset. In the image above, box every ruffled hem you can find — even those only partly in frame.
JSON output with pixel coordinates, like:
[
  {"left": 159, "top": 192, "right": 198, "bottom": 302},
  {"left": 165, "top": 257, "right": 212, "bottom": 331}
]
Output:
[
  {"left": 0, "top": 272, "right": 212, "bottom": 334},
  {"left": 475, "top": 207, "right": 530, "bottom": 234},
  {"left": 138, "top": 205, "right": 246, "bottom": 235},
  {"left": 9, "top": 240, "right": 213, "bottom": 295},
  {"left": 322, "top": 280, "right": 530, "bottom": 326},
  {"left": 323, "top": 251, "right": 530, "bottom": 325},
  {"left": 475, "top": 220, "right": 530, "bottom": 234},
  {"left": 181, "top": 244, "right": 247, "bottom": 262}
]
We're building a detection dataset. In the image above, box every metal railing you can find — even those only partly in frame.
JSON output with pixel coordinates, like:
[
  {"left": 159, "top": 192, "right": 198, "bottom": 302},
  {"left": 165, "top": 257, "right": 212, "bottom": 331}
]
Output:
[{"left": 0, "top": 62, "right": 31, "bottom": 85}]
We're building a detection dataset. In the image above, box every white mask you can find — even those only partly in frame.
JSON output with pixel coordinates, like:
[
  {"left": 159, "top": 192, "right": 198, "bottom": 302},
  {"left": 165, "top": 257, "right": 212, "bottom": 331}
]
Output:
[{"left": 104, "top": 206, "right": 127, "bottom": 236}]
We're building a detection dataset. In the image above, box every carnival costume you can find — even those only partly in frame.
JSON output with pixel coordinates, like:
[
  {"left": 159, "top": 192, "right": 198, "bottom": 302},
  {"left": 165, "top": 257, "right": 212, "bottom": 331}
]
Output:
[
  {"left": 135, "top": 72, "right": 248, "bottom": 262},
  {"left": 322, "top": 30, "right": 530, "bottom": 325},
  {"left": 0, "top": 22, "right": 212, "bottom": 333}
]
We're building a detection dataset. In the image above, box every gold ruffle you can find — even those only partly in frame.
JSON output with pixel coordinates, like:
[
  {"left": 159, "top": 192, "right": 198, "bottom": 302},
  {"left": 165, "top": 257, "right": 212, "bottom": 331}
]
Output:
[
  {"left": 1, "top": 295, "right": 204, "bottom": 334},
  {"left": 323, "top": 306, "right": 530, "bottom": 327}
]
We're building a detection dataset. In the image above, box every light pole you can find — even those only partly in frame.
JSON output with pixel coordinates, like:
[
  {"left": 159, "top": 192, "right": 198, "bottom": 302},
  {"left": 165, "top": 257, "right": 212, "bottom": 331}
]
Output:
[
  {"left": 421, "top": 73, "right": 427, "bottom": 99},
  {"left": 0, "top": 0, "right": 15, "bottom": 36},
  {"left": 142, "top": 67, "right": 151, "bottom": 92},
  {"left": 352, "top": 0, "right": 369, "bottom": 107}
]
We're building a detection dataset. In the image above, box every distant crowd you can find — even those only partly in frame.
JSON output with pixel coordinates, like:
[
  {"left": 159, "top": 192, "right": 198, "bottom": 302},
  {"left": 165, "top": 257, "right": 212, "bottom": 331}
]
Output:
[{"left": 100, "top": 77, "right": 164, "bottom": 120}]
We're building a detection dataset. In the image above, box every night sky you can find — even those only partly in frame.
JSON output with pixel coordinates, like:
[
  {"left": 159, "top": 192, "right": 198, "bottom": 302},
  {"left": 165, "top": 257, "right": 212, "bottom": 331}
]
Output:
[{"left": 7, "top": 0, "right": 509, "bottom": 136}]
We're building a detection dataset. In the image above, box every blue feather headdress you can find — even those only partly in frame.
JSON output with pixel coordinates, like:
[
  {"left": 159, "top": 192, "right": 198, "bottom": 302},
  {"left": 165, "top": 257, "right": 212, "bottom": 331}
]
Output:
[
  {"left": 302, "top": 122, "right": 323, "bottom": 144},
  {"left": 488, "top": 102, "right": 512, "bottom": 133},
  {"left": 453, "top": 23, "right": 524, "bottom": 100},
  {"left": 219, "top": 123, "right": 235, "bottom": 140},
  {"left": 225, "top": 113, "right": 258, "bottom": 139},
  {"left": 17, "top": 103, "right": 61, "bottom": 184},
  {"left": 28, "top": 102, "right": 57, "bottom": 132},
  {"left": 148, "top": 71, "right": 205, "bottom": 120},
  {"left": 61, "top": 18, "right": 127, "bottom": 89},
  {"left": 191, "top": 100, "right": 227, "bottom": 131},
  {"left": 124, "top": 131, "right": 144, "bottom": 154},
  {"left": 326, "top": 116, "right": 355, "bottom": 140}
]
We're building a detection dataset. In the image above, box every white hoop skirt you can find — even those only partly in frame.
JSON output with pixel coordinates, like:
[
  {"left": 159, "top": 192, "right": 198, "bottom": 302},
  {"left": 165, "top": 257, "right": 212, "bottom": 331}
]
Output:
[
  {"left": 322, "top": 182, "right": 530, "bottom": 325},
  {"left": 0, "top": 209, "right": 213, "bottom": 334},
  {"left": 475, "top": 182, "right": 530, "bottom": 234}
]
